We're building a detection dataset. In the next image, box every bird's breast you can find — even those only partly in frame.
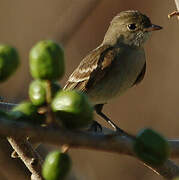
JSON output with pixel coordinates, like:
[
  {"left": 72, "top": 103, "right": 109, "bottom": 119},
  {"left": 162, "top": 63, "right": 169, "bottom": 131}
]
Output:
[{"left": 88, "top": 48, "right": 146, "bottom": 104}]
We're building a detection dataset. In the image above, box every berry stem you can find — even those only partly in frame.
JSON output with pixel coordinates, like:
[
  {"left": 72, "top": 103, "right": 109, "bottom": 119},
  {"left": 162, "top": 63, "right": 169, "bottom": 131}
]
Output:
[
  {"left": 61, "top": 144, "right": 70, "bottom": 153},
  {"left": 46, "top": 80, "right": 52, "bottom": 104},
  {"left": 45, "top": 80, "right": 54, "bottom": 124}
]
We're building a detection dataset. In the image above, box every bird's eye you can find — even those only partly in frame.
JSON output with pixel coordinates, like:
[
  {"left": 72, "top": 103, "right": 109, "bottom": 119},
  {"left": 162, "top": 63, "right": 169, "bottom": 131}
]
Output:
[{"left": 127, "top": 24, "right": 137, "bottom": 31}]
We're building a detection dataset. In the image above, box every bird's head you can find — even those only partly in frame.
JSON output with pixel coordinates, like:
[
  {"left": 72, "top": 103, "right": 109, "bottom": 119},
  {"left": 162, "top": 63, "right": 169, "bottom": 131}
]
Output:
[{"left": 103, "top": 10, "right": 162, "bottom": 47}]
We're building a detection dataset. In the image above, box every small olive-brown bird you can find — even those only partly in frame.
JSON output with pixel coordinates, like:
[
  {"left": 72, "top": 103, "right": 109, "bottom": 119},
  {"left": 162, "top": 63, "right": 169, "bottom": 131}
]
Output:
[{"left": 64, "top": 10, "right": 162, "bottom": 132}]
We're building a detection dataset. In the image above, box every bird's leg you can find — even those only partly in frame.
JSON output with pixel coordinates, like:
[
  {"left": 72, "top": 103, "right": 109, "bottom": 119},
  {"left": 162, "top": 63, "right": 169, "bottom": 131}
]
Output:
[{"left": 95, "top": 104, "right": 124, "bottom": 133}]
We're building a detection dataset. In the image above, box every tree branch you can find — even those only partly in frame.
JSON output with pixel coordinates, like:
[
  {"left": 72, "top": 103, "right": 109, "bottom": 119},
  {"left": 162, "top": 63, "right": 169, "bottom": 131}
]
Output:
[
  {"left": 7, "top": 137, "right": 43, "bottom": 180},
  {"left": 1, "top": 102, "right": 179, "bottom": 179},
  {"left": 0, "top": 115, "right": 178, "bottom": 179},
  {"left": 0, "top": 102, "right": 15, "bottom": 111}
]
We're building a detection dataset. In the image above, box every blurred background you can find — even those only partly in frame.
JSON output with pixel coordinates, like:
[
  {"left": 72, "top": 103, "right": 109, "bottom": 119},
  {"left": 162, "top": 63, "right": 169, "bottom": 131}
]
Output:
[{"left": 0, "top": 0, "right": 179, "bottom": 179}]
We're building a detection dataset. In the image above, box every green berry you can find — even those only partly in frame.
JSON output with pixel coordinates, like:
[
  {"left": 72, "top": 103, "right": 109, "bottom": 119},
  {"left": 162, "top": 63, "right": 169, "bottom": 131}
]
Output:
[
  {"left": 29, "top": 40, "right": 65, "bottom": 80},
  {"left": 173, "top": 177, "right": 179, "bottom": 180},
  {"left": 29, "top": 80, "right": 61, "bottom": 106},
  {"left": 133, "top": 128, "right": 170, "bottom": 166},
  {"left": 0, "top": 44, "right": 19, "bottom": 82},
  {"left": 9, "top": 101, "right": 44, "bottom": 124},
  {"left": 42, "top": 151, "right": 71, "bottom": 180},
  {"left": 29, "top": 80, "right": 46, "bottom": 106},
  {"left": 51, "top": 90, "right": 93, "bottom": 129}
]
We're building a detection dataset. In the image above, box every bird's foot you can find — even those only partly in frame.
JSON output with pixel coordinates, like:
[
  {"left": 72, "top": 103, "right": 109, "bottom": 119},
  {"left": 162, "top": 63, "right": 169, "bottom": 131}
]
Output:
[
  {"left": 88, "top": 120, "right": 103, "bottom": 133},
  {"left": 115, "top": 127, "right": 125, "bottom": 134},
  {"left": 94, "top": 104, "right": 132, "bottom": 136}
]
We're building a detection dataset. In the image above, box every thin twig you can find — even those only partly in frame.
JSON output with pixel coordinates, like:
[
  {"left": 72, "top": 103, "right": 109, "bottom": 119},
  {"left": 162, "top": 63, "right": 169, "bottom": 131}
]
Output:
[
  {"left": 169, "top": 0, "right": 179, "bottom": 19},
  {"left": 7, "top": 137, "right": 43, "bottom": 180},
  {"left": 0, "top": 138, "right": 29, "bottom": 180},
  {"left": 168, "top": 11, "right": 179, "bottom": 18},
  {"left": 45, "top": 80, "right": 54, "bottom": 124}
]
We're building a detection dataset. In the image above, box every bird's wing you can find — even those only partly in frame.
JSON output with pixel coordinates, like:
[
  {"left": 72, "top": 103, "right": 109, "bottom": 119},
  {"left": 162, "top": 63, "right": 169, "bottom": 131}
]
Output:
[
  {"left": 64, "top": 44, "right": 117, "bottom": 91},
  {"left": 133, "top": 62, "right": 146, "bottom": 86}
]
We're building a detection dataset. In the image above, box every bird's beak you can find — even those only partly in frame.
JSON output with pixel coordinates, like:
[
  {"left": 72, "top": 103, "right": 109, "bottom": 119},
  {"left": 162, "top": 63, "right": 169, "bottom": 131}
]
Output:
[{"left": 144, "top": 24, "right": 163, "bottom": 32}]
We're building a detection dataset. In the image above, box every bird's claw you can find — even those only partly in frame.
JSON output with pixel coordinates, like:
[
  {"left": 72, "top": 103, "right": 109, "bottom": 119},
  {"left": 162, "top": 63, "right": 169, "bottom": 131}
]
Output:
[{"left": 88, "top": 121, "right": 103, "bottom": 133}]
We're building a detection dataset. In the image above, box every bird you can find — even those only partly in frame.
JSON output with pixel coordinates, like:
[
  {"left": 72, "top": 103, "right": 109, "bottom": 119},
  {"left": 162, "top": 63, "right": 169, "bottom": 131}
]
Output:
[{"left": 64, "top": 10, "right": 162, "bottom": 132}]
